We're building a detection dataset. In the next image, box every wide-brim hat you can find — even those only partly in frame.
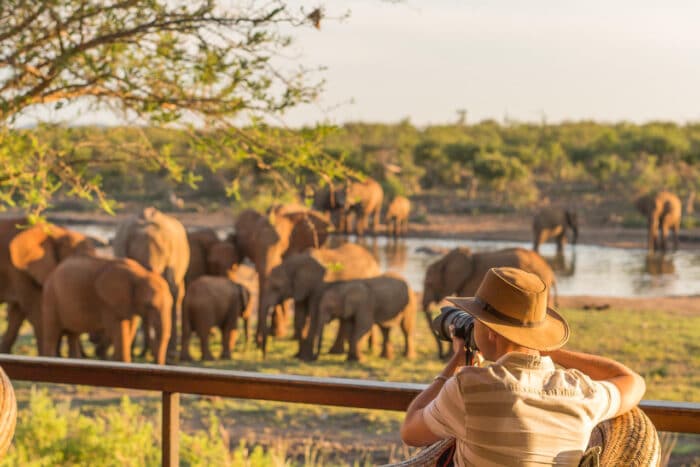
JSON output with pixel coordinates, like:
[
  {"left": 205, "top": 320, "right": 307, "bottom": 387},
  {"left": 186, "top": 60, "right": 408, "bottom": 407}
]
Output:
[{"left": 446, "top": 267, "right": 569, "bottom": 351}]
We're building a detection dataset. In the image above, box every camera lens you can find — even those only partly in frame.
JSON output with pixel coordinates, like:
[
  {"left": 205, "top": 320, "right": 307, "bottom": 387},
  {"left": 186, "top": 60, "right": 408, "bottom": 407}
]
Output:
[{"left": 431, "top": 306, "right": 474, "bottom": 342}]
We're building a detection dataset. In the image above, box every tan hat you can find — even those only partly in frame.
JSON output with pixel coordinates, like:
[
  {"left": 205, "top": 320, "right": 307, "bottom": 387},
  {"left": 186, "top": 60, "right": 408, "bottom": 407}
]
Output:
[{"left": 446, "top": 267, "right": 569, "bottom": 351}]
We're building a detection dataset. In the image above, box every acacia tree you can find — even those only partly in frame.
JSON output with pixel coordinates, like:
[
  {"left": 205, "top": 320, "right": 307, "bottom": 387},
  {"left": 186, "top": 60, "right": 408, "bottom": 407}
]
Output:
[{"left": 0, "top": 0, "right": 343, "bottom": 216}]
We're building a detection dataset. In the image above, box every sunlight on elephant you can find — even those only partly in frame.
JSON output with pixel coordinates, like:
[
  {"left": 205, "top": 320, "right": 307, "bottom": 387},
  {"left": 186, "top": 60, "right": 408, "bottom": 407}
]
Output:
[
  {"left": 231, "top": 208, "right": 330, "bottom": 355},
  {"left": 532, "top": 207, "right": 578, "bottom": 253},
  {"left": 41, "top": 256, "right": 172, "bottom": 364},
  {"left": 635, "top": 191, "right": 681, "bottom": 254},
  {"left": 113, "top": 207, "right": 189, "bottom": 360},
  {"left": 422, "top": 247, "right": 557, "bottom": 358},
  {"left": 311, "top": 177, "right": 384, "bottom": 236},
  {"left": 185, "top": 228, "right": 240, "bottom": 285},
  {"left": 385, "top": 196, "right": 411, "bottom": 238},
  {"left": 310, "top": 273, "right": 416, "bottom": 362},
  {"left": 0, "top": 220, "right": 95, "bottom": 354},
  {"left": 259, "top": 243, "right": 381, "bottom": 360},
  {"left": 181, "top": 276, "right": 251, "bottom": 361}
]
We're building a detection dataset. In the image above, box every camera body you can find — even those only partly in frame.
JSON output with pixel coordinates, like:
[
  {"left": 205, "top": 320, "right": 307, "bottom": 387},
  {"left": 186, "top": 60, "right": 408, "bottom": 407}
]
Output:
[{"left": 431, "top": 306, "right": 479, "bottom": 365}]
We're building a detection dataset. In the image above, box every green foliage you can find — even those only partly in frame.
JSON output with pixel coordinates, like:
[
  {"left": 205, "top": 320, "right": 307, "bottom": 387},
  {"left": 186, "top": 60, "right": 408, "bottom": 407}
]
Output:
[
  {"left": 0, "top": 1, "right": 346, "bottom": 217},
  {"left": 2, "top": 389, "right": 159, "bottom": 467}
]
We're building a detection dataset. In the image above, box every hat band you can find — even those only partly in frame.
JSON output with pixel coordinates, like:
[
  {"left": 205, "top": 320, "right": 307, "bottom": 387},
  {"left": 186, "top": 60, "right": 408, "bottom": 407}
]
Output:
[{"left": 474, "top": 297, "right": 544, "bottom": 328}]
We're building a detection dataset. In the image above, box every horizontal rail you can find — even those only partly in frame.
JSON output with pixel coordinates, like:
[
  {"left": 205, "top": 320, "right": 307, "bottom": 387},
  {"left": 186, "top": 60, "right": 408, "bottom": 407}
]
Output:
[{"left": 1, "top": 355, "right": 699, "bottom": 434}]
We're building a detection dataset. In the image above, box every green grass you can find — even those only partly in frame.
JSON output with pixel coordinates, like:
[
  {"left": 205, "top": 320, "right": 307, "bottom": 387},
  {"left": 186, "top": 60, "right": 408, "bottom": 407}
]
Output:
[{"left": 2, "top": 304, "right": 699, "bottom": 465}]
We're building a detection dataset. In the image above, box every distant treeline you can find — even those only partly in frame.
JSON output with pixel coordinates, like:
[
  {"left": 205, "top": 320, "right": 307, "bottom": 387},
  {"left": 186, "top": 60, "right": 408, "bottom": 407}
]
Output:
[{"left": 28, "top": 120, "right": 700, "bottom": 212}]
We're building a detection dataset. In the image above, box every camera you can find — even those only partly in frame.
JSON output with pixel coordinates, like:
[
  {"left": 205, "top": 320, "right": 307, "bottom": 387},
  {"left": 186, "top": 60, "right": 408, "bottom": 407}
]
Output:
[{"left": 431, "top": 306, "right": 479, "bottom": 364}]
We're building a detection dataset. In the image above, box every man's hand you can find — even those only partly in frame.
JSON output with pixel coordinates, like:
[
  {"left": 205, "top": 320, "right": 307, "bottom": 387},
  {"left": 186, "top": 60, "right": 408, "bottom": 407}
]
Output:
[{"left": 450, "top": 325, "right": 467, "bottom": 360}]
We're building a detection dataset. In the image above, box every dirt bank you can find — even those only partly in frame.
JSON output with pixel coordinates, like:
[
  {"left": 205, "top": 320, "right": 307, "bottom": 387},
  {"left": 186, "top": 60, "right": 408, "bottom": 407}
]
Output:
[{"left": 31, "top": 209, "right": 700, "bottom": 251}]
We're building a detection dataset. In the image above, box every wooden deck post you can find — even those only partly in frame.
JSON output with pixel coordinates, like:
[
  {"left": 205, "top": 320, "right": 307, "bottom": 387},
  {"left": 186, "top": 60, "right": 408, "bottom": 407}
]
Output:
[{"left": 162, "top": 391, "right": 180, "bottom": 467}]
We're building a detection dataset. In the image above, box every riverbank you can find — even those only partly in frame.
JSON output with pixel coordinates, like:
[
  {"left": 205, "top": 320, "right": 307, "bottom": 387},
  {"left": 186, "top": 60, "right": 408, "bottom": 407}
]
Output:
[{"left": 34, "top": 209, "right": 700, "bottom": 251}]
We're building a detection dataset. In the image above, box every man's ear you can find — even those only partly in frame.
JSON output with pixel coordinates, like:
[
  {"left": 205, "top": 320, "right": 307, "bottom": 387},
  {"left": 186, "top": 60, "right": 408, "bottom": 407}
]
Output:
[{"left": 488, "top": 329, "right": 498, "bottom": 342}]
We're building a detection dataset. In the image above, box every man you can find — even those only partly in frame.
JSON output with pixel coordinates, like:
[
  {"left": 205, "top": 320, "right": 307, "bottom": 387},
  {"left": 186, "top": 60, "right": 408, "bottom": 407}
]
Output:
[{"left": 401, "top": 267, "right": 646, "bottom": 466}]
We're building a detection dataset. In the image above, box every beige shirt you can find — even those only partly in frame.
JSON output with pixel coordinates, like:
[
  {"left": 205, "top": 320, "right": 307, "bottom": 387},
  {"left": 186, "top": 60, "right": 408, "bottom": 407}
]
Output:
[{"left": 424, "top": 352, "right": 621, "bottom": 466}]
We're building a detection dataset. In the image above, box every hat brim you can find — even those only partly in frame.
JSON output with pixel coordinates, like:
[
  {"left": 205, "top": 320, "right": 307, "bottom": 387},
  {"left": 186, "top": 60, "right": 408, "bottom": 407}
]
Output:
[{"left": 445, "top": 297, "right": 569, "bottom": 351}]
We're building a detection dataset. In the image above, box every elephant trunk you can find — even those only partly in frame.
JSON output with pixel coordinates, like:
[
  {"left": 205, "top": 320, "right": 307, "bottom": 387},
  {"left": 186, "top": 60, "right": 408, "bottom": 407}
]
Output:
[
  {"left": 571, "top": 225, "right": 578, "bottom": 245},
  {"left": 422, "top": 290, "right": 444, "bottom": 358}
]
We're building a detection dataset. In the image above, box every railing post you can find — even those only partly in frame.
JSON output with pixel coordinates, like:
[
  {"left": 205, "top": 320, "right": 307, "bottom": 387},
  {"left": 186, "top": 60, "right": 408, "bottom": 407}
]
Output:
[{"left": 162, "top": 391, "right": 179, "bottom": 467}]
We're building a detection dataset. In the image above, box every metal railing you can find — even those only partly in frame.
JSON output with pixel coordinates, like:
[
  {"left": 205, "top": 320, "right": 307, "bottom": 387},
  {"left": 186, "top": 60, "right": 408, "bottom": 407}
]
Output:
[{"left": 1, "top": 355, "right": 698, "bottom": 466}]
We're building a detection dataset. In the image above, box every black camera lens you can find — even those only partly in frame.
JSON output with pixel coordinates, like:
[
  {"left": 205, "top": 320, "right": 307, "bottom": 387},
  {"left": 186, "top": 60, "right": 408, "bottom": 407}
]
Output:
[{"left": 431, "top": 306, "right": 475, "bottom": 342}]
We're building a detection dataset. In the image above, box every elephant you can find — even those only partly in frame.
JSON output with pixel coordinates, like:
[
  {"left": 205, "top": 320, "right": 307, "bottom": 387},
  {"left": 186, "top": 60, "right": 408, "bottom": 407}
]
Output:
[
  {"left": 311, "top": 183, "right": 347, "bottom": 229},
  {"left": 311, "top": 177, "right": 384, "bottom": 236},
  {"left": 310, "top": 273, "right": 416, "bottom": 362},
  {"left": 532, "top": 207, "right": 578, "bottom": 253},
  {"left": 112, "top": 207, "right": 189, "bottom": 359},
  {"left": 259, "top": 243, "right": 381, "bottom": 359},
  {"left": 422, "top": 247, "right": 557, "bottom": 358},
  {"left": 385, "top": 196, "right": 411, "bottom": 237},
  {"left": 0, "top": 220, "right": 95, "bottom": 353},
  {"left": 635, "top": 191, "right": 682, "bottom": 253},
  {"left": 41, "top": 255, "right": 173, "bottom": 364},
  {"left": 230, "top": 208, "right": 330, "bottom": 352},
  {"left": 341, "top": 177, "right": 384, "bottom": 236},
  {"left": 180, "top": 276, "right": 251, "bottom": 361},
  {"left": 185, "top": 228, "right": 239, "bottom": 284}
]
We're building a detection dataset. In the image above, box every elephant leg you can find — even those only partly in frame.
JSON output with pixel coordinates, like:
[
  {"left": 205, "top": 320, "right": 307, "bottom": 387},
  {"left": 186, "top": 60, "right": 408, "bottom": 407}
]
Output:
[
  {"left": 165, "top": 281, "right": 183, "bottom": 359},
  {"left": 0, "top": 302, "right": 24, "bottom": 353},
  {"left": 348, "top": 315, "right": 373, "bottom": 362},
  {"left": 199, "top": 329, "right": 214, "bottom": 361},
  {"left": 180, "top": 318, "right": 193, "bottom": 362},
  {"left": 672, "top": 224, "right": 680, "bottom": 251},
  {"left": 379, "top": 326, "right": 394, "bottom": 360},
  {"left": 221, "top": 325, "right": 238, "bottom": 360},
  {"left": 660, "top": 225, "right": 670, "bottom": 252},
  {"left": 293, "top": 302, "right": 309, "bottom": 341},
  {"left": 556, "top": 233, "right": 566, "bottom": 254},
  {"left": 356, "top": 213, "right": 367, "bottom": 237},
  {"left": 243, "top": 317, "right": 250, "bottom": 347},
  {"left": 401, "top": 316, "right": 416, "bottom": 359},
  {"left": 271, "top": 302, "right": 291, "bottom": 338},
  {"left": 373, "top": 208, "right": 381, "bottom": 235},
  {"left": 113, "top": 319, "right": 133, "bottom": 363},
  {"left": 67, "top": 333, "right": 82, "bottom": 359},
  {"left": 137, "top": 316, "right": 151, "bottom": 358},
  {"left": 42, "top": 325, "right": 61, "bottom": 358},
  {"left": 328, "top": 319, "right": 348, "bottom": 354}
]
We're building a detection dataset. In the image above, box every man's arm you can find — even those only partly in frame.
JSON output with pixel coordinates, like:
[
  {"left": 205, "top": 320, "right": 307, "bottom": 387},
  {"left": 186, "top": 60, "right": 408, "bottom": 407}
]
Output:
[
  {"left": 545, "top": 348, "right": 646, "bottom": 416},
  {"left": 400, "top": 338, "right": 465, "bottom": 446}
]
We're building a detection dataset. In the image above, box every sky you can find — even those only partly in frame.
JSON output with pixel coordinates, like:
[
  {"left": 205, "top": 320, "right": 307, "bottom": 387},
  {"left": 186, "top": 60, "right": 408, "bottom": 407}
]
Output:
[{"left": 16, "top": 0, "right": 700, "bottom": 127}]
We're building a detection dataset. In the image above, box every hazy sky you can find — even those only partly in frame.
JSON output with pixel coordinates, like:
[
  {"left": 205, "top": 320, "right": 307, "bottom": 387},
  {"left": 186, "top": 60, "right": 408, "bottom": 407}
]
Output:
[
  {"left": 17, "top": 0, "right": 700, "bottom": 127},
  {"left": 282, "top": 0, "right": 700, "bottom": 126}
]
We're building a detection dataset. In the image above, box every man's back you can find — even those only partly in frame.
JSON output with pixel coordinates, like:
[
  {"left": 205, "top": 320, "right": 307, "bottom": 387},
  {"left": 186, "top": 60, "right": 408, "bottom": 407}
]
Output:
[{"left": 424, "top": 352, "right": 620, "bottom": 466}]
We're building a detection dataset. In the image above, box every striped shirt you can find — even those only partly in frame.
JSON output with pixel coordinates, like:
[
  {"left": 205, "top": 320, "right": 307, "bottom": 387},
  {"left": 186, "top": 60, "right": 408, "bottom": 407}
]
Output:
[{"left": 424, "top": 352, "right": 621, "bottom": 466}]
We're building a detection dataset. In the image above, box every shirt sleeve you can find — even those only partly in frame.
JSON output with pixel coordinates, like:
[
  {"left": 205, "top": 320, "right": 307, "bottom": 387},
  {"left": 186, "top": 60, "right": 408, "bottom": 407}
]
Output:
[
  {"left": 591, "top": 380, "right": 622, "bottom": 422},
  {"left": 423, "top": 376, "right": 466, "bottom": 440}
]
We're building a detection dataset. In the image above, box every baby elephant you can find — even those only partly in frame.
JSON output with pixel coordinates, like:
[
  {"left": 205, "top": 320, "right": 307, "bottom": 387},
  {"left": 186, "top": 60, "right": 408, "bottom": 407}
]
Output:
[
  {"left": 181, "top": 276, "right": 251, "bottom": 361},
  {"left": 314, "top": 273, "right": 416, "bottom": 362}
]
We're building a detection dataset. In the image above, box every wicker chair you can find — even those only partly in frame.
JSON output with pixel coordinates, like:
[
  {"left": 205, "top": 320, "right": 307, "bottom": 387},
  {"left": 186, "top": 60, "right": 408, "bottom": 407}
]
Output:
[
  {"left": 382, "top": 407, "right": 660, "bottom": 467},
  {"left": 0, "top": 366, "right": 16, "bottom": 457}
]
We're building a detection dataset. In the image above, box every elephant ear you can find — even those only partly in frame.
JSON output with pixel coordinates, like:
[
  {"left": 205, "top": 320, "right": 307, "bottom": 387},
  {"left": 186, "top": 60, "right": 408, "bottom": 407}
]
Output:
[
  {"left": 290, "top": 256, "right": 325, "bottom": 302},
  {"left": 95, "top": 261, "right": 135, "bottom": 320},
  {"left": 54, "top": 230, "right": 93, "bottom": 260},
  {"left": 9, "top": 226, "right": 59, "bottom": 285}
]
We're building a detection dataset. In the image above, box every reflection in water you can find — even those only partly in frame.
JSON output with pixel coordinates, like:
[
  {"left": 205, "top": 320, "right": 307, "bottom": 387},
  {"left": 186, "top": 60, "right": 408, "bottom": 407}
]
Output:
[
  {"left": 69, "top": 224, "right": 700, "bottom": 297},
  {"left": 385, "top": 239, "right": 408, "bottom": 271},
  {"left": 644, "top": 254, "right": 675, "bottom": 275},
  {"left": 542, "top": 252, "right": 576, "bottom": 277}
]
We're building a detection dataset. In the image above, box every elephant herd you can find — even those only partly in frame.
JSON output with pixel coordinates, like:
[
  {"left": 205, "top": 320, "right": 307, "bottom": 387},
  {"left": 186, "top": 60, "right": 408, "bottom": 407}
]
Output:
[
  {"left": 532, "top": 190, "right": 682, "bottom": 255},
  {"left": 0, "top": 186, "right": 682, "bottom": 366}
]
